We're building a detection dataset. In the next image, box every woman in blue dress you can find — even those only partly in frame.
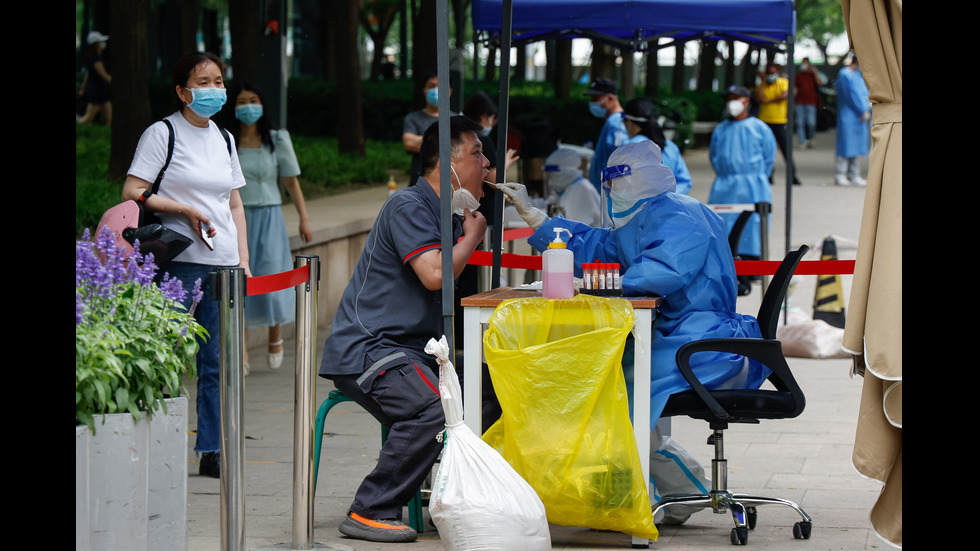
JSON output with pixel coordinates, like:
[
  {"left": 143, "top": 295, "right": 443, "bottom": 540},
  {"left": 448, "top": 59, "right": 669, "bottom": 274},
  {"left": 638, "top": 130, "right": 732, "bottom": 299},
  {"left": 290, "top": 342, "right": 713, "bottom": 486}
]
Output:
[{"left": 230, "top": 82, "right": 312, "bottom": 374}]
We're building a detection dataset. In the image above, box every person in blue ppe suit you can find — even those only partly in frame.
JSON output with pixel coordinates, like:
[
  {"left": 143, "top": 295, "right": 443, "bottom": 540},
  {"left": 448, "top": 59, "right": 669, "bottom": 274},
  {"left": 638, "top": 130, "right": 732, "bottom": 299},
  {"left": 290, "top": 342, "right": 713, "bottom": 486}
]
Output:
[
  {"left": 495, "top": 140, "right": 767, "bottom": 524},
  {"left": 623, "top": 97, "right": 692, "bottom": 195},
  {"left": 584, "top": 78, "right": 630, "bottom": 195},
  {"left": 543, "top": 147, "right": 602, "bottom": 227},
  {"left": 708, "top": 85, "right": 776, "bottom": 288},
  {"left": 834, "top": 54, "right": 871, "bottom": 187}
]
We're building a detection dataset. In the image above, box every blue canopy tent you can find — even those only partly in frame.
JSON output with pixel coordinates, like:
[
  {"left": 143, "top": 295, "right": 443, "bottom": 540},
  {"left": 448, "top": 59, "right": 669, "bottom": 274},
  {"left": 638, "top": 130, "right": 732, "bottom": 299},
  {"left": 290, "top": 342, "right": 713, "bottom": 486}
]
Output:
[{"left": 467, "top": 0, "right": 798, "bottom": 287}]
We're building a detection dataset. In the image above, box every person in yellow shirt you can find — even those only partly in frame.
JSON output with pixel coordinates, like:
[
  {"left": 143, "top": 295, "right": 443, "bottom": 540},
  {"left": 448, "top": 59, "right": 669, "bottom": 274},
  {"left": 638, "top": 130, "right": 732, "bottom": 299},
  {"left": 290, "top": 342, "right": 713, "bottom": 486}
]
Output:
[{"left": 755, "top": 63, "right": 802, "bottom": 186}]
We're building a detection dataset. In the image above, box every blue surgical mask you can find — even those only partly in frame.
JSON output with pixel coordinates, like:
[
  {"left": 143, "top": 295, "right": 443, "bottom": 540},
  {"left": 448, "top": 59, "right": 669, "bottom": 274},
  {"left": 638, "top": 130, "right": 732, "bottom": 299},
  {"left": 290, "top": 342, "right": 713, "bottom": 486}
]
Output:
[
  {"left": 766, "top": 74, "right": 778, "bottom": 83},
  {"left": 426, "top": 88, "right": 438, "bottom": 107},
  {"left": 589, "top": 101, "right": 606, "bottom": 118},
  {"left": 235, "top": 104, "right": 263, "bottom": 126},
  {"left": 481, "top": 125, "right": 493, "bottom": 137},
  {"left": 185, "top": 86, "right": 227, "bottom": 118}
]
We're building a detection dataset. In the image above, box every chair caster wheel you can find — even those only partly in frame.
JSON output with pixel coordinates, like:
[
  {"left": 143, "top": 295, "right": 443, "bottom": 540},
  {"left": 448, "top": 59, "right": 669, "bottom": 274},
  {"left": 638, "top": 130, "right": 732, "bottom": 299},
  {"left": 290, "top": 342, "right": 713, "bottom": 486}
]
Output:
[
  {"left": 731, "top": 526, "right": 748, "bottom": 545},
  {"left": 793, "top": 521, "right": 812, "bottom": 539}
]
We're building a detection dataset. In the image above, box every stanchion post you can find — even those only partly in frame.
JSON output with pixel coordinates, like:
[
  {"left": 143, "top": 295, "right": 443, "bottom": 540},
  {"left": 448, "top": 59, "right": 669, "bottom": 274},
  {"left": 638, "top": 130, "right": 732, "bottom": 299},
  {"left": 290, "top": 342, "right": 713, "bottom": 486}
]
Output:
[
  {"left": 214, "top": 267, "right": 247, "bottom": 551},
  {"left": 292, "top": 256, "right": 320, "bottom": 549},
  {"left": 757, "top": 201, "right": 772, "bottom": 294}
]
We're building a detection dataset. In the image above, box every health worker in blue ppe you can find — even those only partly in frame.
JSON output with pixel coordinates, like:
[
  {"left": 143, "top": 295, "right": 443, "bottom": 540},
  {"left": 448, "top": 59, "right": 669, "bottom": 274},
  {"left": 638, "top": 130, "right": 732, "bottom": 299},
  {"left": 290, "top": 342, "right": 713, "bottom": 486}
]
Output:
[
  {"left": 708, "top": 85, "right": 776, "bottom": 262},
  {"left": 543, "top": 147, "right": 602, "bottom": 227},
  {"left": 495, "top": 141, "right": 768, "bottom": 523},
  {"left": 584, "top": 78, "right": 630, "bottom": 195},
  {"left": 623, "top": 97, "right": 692, "bottom": 195},
  {"left": 834, "top": 54, "right": 871, "bottom": 187}
]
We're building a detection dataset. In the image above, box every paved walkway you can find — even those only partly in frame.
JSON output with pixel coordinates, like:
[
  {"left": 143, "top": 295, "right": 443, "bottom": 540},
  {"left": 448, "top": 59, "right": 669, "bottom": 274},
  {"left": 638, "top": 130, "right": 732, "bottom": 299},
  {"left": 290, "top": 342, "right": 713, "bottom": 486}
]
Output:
[{"left": 186, "top": 128, "right": 891, "bottom": 550}]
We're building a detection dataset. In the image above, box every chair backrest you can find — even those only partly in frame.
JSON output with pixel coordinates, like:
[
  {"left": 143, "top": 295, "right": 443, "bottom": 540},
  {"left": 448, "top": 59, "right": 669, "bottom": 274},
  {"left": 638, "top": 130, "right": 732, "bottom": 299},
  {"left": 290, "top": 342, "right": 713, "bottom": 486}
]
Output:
[
  {"left": 727, "top": 211, "right": 754, "bottom": 258},
  {"left": 756, "top": 245, "right": 809, "bottom": 339}
]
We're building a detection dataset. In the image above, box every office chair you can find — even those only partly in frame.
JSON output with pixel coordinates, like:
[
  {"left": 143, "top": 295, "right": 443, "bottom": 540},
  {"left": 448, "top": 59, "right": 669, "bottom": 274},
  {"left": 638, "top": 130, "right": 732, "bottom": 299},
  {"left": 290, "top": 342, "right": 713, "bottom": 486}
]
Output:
[{"left": 654, "top": 245, "right": 812, "bottom": 545}]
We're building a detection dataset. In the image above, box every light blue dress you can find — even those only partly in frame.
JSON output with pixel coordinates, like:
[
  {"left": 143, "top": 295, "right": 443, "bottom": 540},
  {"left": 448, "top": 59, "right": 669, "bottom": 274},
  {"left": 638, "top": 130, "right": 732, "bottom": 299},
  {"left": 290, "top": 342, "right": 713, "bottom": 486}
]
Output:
[
  {"left": 237, "top": 129, "right": 302, "bottom": 328},
  {"left": 627, "top": 135, "right": 692, "bottom": 195},
  {"left": 527, "top": 195, "right": 767, "bottom": 428},
  {"left": 835, "top": 67, "right": 871, "bottom": 158},
  {"left": 588, "top": 112, "right": 630, "bottom": 192},
  {"left": 707, "top": 117, "right": 776, "bottom": 258}
]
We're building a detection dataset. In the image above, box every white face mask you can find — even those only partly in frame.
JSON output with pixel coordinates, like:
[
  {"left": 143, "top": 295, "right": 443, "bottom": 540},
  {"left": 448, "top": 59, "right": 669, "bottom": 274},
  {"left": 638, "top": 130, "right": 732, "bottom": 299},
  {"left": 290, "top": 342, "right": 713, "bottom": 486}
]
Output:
[
  {"left": 727, "top": 99, "right": 746, "bottom": 118},
  {"left": 450, "top": 165, "right": 480, "bottom": 216}
]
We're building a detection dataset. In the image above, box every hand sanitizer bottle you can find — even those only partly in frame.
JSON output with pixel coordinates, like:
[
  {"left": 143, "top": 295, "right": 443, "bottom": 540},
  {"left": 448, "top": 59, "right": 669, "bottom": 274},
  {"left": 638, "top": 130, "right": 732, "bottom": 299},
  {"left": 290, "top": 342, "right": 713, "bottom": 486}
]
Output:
[{"left": 542, "top": 227, "right": 574, "bottom": 299}]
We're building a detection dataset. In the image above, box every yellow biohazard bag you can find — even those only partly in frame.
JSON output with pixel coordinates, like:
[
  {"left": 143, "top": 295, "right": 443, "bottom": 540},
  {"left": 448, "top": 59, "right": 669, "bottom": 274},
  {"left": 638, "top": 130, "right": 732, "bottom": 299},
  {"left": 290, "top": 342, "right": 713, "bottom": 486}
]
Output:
[{"left": 482, "top": 294, "right": 658, "bottom": 540}]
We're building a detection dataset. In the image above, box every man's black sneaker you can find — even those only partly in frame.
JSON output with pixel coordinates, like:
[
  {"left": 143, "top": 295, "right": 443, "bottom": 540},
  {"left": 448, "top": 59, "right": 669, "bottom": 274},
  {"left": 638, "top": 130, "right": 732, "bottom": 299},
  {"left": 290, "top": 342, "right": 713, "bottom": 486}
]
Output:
[
  {"left": 339, "top": 511, "right": 418, "bottom": 543},
  {"left": 199, "top": 452, "right": 220, "bottom": 478}
]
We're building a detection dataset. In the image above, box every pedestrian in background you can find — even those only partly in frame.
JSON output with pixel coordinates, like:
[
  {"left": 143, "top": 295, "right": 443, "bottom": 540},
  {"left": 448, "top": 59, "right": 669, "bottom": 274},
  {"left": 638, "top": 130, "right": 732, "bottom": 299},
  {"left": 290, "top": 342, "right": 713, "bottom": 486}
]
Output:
[
  {"left": 708, "top": 85, "right": 776, "bottom": 296},
  {"left": 122, "top": 51, "right": 250, "bottom": 479},
  {"left": 755, "top": 62, "right": 802, "bottom": 186},
  {"left": 583, "top": 78, "right": 629, "bottom": 196},
  {"left": 622, "top": 97, "right": 693, "bottom": 195},
  {"left": 230, "top": 81, "right": 312, "bottom": 374},
  {"left": 78, "top": 31, "right": 112, "bottom": 125},
  {"left": 833, "top": 54, "right": 871, "bottom": 187},
  {"left": 794, "top": 57, "right": 824, "bottom": 149},
  {"left": 402, "top": 70, "right": 448, "bottom": 186}
]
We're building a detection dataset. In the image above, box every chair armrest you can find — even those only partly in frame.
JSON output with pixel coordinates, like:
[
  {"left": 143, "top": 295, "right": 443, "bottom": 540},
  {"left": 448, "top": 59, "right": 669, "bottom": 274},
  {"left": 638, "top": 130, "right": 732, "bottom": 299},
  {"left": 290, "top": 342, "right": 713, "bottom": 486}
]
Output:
[{"left": 675, "top": 338, "right": 802, "bottom": 420}]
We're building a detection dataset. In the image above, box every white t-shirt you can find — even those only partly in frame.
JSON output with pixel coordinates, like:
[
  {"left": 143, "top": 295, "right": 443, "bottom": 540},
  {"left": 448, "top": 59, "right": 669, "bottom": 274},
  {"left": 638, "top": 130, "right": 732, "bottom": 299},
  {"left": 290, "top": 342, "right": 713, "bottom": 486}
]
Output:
[{"left": 128, "top": 111, "right": 246, "bottom": 266}]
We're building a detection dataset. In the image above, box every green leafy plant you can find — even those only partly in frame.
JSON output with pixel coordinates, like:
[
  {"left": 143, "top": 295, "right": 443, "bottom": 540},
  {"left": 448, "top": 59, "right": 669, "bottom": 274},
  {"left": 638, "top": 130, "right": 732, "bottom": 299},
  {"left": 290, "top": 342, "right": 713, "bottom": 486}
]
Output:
[{"left": 75, "top": 227, "right": 206, "bottom": 433}]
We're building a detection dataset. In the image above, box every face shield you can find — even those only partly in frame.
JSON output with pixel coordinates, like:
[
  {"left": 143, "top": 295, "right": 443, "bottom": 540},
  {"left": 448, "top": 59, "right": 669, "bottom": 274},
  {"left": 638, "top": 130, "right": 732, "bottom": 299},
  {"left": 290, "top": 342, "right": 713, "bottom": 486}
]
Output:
[
  {"left": 601, "top": 141, "right": 677, "bottom": 228},
  {"left": 544, "top": 148, "right": 583, "bottom": 195}
]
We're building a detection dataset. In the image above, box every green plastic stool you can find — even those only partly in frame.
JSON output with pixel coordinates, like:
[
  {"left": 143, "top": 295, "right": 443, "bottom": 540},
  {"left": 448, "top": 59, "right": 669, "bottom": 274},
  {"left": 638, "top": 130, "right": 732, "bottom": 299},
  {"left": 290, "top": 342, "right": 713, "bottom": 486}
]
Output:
[{"left": 313, "top": 389, "right": 425, "bottom": 533}]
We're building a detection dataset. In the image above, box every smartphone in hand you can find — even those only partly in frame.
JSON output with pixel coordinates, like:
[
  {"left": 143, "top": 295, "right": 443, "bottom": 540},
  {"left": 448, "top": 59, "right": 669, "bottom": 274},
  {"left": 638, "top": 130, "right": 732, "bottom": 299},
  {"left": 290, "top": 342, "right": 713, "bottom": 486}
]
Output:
[{"left": 199, "top": 221, "right": 214, "bottom": 251}]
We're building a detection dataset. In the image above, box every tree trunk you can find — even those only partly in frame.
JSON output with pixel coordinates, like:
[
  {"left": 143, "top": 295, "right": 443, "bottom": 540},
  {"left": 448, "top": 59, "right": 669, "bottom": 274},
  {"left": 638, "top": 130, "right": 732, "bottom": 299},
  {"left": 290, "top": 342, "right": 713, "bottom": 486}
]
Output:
[
  {"left": 621, "top": 50, "right": 635, "bottom": 99},
  {"left": 696, "top": 39, "right": 717, "bottom": 92},
  {"left": 484, "top": 45, "right": 497, "bottom": 82},
  {"left": 336, "top": 0, "right": 364, "bottom": 155},
  {"left": 412, "top": 0, "right": 437, "bottom": 109},
  {"left": 723, "top": 40, "right": 736, "bottom": 89},
  {"left": 175, "top": 0, "right": 199, "bottom": 57},
  {"left": 109, "top": 0, "right": 152, "bottom": 180},
  {"left": 645, "top": 48, "right": 661, "bottom": 95},
  {"left": 671, "top": 43, "right": 685, "bottom": 93},
  {"left": 554, "top": 40, "right": 572, "bottom": 99},
  {"left": 590, "top": 42, "right": 616, "bottom": 81},
  {"left": 228, "top": 0, "right": 260, "bottom": 82}
]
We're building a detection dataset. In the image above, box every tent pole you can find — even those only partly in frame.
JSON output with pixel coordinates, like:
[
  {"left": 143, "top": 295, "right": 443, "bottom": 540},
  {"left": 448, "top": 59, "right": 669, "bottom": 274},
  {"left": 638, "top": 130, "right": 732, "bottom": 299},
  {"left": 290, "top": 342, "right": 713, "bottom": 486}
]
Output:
[
  {"left": 491, "top": 0, "right": 513, "bottom": 289},
  {"left": 437, "top": 0, "right": 455, "bottom": 351}
]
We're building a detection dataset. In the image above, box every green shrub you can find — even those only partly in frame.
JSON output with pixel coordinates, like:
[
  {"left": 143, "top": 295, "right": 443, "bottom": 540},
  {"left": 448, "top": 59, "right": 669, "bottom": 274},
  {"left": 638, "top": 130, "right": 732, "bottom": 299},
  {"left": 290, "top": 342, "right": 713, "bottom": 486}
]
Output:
[{"left": 75, "top": 122, "right": 410, "bottom": 237}]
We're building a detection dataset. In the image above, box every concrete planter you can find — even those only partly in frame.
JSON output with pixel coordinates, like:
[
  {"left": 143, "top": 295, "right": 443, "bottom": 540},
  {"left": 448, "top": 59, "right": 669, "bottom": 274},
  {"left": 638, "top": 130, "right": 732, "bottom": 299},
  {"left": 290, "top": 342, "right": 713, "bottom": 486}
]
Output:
[{"left": 75, "top": 397, "right": 188, "bottom": 551}]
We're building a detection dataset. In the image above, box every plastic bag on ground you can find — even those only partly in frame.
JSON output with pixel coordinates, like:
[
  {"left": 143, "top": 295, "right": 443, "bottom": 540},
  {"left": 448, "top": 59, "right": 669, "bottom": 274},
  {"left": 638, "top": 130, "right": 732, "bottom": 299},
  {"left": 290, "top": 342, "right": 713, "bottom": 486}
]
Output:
[
  {"left": 481, "top": 295, "right": 658, "bottom": 540},
  {"left": 776, "top": 319, "right": 849, "bottom": 358},
  {"left": 424, "top": 336, "right": 551, "bottom": 551}
]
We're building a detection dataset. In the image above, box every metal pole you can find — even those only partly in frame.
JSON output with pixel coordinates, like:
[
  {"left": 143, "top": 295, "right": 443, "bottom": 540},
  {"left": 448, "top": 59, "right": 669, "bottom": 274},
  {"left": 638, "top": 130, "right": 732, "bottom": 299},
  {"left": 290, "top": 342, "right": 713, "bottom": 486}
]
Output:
[
  {"left": 215, "top": 267, "right": 247, "bottom": 551},
  {"left": 491, "top": 0, "right": 513, "bottom": 289},
  {"left": 437, "top": 0, "right": 454, "bottom": 352},
  {"left": 757, "top": 202, "right": 772, "bottom": 294},
  {"left": 292, "top": 256, "right": 320, "bottom": 549}
]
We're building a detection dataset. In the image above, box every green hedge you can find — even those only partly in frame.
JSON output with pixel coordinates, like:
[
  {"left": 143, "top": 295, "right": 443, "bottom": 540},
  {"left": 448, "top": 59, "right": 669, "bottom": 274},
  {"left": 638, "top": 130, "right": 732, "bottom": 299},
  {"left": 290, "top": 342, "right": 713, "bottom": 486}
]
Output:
[{"left": 131, "top": 76, "right": 718, "bottom": 150}]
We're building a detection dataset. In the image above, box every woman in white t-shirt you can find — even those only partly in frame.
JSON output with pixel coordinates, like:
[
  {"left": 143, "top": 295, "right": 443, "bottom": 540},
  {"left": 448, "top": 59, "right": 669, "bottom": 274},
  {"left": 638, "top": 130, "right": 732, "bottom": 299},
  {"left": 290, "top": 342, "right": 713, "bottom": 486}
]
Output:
[{"left": 122, "top": 51, "right": 249, "bottom": 479}]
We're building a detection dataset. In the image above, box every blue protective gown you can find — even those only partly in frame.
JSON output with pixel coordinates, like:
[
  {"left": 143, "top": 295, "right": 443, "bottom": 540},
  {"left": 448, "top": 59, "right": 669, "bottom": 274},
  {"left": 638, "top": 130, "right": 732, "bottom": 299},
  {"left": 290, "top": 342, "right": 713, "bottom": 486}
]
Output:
[
  {"left": 528, "top": 194, "right": 767, "bottom": 427},
  {"left": 588, "top": 112, "right": 630, "bottom": 193},
  {"left": 627, "top": 134, "right": 692, "bottom": 195},
  {"left": 707, "top": 116, "right": 776, "bottom": 258},
  {"left": 835, "top": 67, "right": 871, "bottom": 158}
]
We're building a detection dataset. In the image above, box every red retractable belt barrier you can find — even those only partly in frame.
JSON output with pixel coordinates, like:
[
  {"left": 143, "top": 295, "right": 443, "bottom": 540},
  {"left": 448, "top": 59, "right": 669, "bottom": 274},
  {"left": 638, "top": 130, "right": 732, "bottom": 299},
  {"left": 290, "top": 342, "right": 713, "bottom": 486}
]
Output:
[
  {"left": 466, "top": 251, "right": 854, "bottom": 276},
  {"left": 246, "top": 266, "right": 311, "bottom": 296}
]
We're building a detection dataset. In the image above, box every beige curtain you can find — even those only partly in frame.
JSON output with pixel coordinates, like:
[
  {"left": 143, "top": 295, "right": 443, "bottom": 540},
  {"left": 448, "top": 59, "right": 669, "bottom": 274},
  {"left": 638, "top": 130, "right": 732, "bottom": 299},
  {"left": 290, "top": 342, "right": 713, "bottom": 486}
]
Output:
[{"left": 839, "top": 0, "right": 902, "bottom": 548}]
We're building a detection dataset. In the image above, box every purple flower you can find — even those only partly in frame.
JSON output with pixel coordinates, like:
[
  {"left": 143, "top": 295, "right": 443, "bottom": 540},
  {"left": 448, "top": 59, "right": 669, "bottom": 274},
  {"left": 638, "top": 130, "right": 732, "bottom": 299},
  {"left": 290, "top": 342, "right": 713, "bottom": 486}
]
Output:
[
  {"left": 159, "top": 273, "right": 188, "bottom": 304},
  {"left": 191, "top": 278, "right": 204, "bottom": 303}
]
